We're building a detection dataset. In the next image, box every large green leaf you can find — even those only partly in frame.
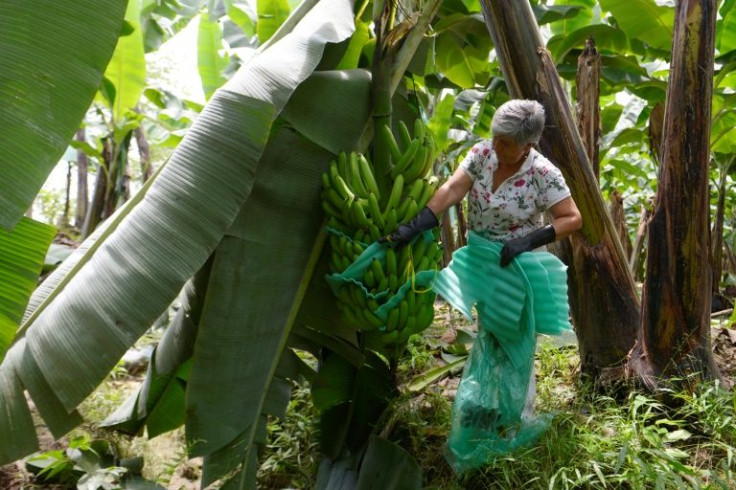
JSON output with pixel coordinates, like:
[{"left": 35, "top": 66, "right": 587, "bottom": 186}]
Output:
[
  {"left": 104, "top": 0, "right": 147, "bottom": 121},
  {"left": 547, "top": 24, "right": 628, "bottom": 63},
  {"left": 0, "top": 218, "right": 55, "bottom": 360},
  {"left": 198, "top": 11, "right": 230, "bottom": 100},
  {"left": 717, "top": 0, "right": 736, "bottom": 54},
  {"left": 547, "top": 0, "right": 596, "bottom": 35},
  {"left": 598, "top": 0, "right": 675, "bottom": 52},
  {"left": 0, "top": 0, "right": 127, "bottom": 230},
  {"left": 257, "top": 0, "right": 291, "bottom": 43},
  {"left": 0, "top": 0, "right": 354, "bottom": 465}
]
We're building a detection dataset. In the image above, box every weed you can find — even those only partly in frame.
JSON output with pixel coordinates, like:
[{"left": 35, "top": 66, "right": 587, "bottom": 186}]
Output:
[{"left": 257, "top": 382, "right": 321, "bottom": 489}]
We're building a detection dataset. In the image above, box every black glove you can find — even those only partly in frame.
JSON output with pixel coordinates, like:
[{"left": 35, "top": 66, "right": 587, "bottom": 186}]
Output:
[
  {"left": 499, "top": 224, "right": 556, "bottom": 267},
  {"left": 380, "top": 206, "right": 438, "bottom": 245}
]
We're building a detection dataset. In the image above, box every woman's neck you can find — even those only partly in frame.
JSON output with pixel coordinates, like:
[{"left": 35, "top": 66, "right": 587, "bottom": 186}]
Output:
[{"left": 497, "top": 150, "right": 530, "bottom": 172}]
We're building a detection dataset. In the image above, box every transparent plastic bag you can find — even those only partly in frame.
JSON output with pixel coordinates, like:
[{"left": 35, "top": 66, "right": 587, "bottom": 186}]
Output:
[{"left": 444, "top": 328, "right": 551, "bottom": 474}]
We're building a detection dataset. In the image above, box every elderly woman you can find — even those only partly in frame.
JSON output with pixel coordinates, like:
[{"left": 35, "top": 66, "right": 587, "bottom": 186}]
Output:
[
  {"left": 386, "top": 99, "right": 582, "bottom": 472},
  {"left": 386, "top": 98, "right": 582, "bottom": 259}
]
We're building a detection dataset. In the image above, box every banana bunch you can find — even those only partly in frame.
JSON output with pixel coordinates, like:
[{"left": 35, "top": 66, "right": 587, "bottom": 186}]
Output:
[
  {"left": 321, "top": 118, "right": 442, "bottom": 347},
  {"left": 321, "top": 150, "right": 437, "bottom": 242}
]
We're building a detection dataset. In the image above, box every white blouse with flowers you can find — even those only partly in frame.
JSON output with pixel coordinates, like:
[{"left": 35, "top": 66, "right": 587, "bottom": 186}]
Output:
[{"left": 459, "top": 140, "right": 571, "bottom": 242}]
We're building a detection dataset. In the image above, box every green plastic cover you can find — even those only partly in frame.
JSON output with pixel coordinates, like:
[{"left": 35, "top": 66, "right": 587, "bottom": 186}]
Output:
[{"left": 432, "top": 231, "right": 572, "bottom": 473}]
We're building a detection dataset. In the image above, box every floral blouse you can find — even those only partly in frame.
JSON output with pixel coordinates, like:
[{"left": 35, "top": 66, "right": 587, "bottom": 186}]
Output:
[{"left": 460, "top": 140, "right": 571, "bottom": 242}]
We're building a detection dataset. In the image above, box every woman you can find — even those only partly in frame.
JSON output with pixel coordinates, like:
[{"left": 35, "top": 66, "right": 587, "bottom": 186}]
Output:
[
  {"left": 386, "top": 98, "right": 582, "bottom": 259},
  {"left": 386, "top": 99, "right": 582, "bottom": 472}
]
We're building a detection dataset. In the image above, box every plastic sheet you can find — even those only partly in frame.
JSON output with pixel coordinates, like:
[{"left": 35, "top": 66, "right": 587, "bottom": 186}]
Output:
[{"left": 433, "top": 231, "right": 572, "bottom": 473}]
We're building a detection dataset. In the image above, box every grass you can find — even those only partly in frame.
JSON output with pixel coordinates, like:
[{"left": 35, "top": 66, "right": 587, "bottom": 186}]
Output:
[
  {"left": 252, "top": 305, "right": 736, "bottom": 489},
  {"left": 15, "top": 307, "right": 736, "bottom": 489}
]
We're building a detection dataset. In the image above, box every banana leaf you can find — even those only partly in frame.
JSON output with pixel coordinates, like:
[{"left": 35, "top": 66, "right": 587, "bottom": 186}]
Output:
[
  {"left": 0, "top": 0, "right": 355, "bottom": 466},
  {"left": 315, "top": 435, "right": 423, "bottom": 490},
  {"left": 0, "top": 0, "right": 127, "bottom": 230},
  {"left": 0, "top": 218, "right": 55, "bottom": 360}
]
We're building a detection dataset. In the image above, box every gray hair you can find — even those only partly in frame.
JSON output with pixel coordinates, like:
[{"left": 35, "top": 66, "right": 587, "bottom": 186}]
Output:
[{"left": 491, "top": 99, "right": 546, "bottom": 144}]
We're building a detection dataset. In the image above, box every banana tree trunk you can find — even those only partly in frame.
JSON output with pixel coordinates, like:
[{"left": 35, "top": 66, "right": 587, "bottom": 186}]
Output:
[
  {"left": 711, "top": 156, "right": 734, "bottom": 293},
  {"left": 575, "top": 38, "right": 601, "bottom": 180},
  {"left": 630, "top": 0, "right": 720, "bottom": 384},
  {"left": 609, "top": 191, "right": 632, "bottom": 259},
  {"left": 629, "top": 203, "right": 650, "bottom": 281},
  {"left": 75, "top": 129, "right": 88, "bottom": 229},
  {"left": 81, "top": 139, "right": 112, "bottom": 238},
  {"left": 135, "top": 125, "right": 153, "bottom": 182},
  {"left": 480, "top": 0, "right": 640, "bottom": 379}
]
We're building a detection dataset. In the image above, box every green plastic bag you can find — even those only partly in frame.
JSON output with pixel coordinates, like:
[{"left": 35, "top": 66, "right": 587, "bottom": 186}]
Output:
[{"left": 433, "top": 232, "right": 571, "bottom": 473}]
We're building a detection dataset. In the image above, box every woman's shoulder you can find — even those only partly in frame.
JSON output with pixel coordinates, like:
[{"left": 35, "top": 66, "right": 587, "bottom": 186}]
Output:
[
  {"left": 468, "top": 139, "right": 493, "bottom": 154},
  {"left": 528, "top": 151, "right": 562, "bottom": 177}
]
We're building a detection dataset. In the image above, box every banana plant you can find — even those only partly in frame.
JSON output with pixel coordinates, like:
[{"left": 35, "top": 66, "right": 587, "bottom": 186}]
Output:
[
  {"left": 0, "top": 0, "right": 128, "bottom": 231},
  {"left": 0, "top": 0, "right": 355, "bottom": 474}
]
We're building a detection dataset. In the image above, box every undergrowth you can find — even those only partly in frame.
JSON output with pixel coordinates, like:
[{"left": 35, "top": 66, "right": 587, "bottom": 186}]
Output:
[{"left": 253, "top": 326, "right": 736, "bottom": 489}]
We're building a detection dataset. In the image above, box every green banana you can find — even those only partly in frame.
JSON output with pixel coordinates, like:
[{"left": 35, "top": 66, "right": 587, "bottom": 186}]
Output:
[
  {"left": 323, "top": 187, "right": 346, "bottom": 211},
  {"left": 379, "top": 123, "right": 402, "bottom": 163},
  {"left": 367, "top": 193, "right": 385, "bottom": 229},
  {"left": 416, "top": 179, "right": 435, "bottom": 210},
  {"left": 384, "top": 209, "right": 398, "bottom": 235},
  {"left": 337, "top": 152, "right": 349, "bottom": 183},
  {"left": 397, "top": 299, "right": 409, "bottom": 329},
  {"left": 381, "top": 330, "right": 400, "bottom": 344},
  {"left": 341, "top": 304, "right": 363, "bottom": 329},
  {"left": 321, "top": 199, "right": 342, "bottom": 220},
  {"left": 349, "top": 152, "right": 370, "bottom": 198},
  {"left": 397, "top": 120, "right": 412, "bottom": 151},
  {"left": 351, "top": 199, "right": 371, "bottom": 228},
  {"left": 383, "top": 174, "right": 404, "bottom": 220},
  {"left": 401, "top": 198, "right": 418, "bottom": 225},
  {"left": 390, "top": 138, "right": 420, "bottom": 180},
  {"left": 350, "top": 284, "right": 367, "bottom": 309},
  {"left": 363, "top": 269, "right": 376, "bottom": 289},
  {"left": 386, "top": 307, "right": 400, "bottom": 331},
  {"left": 357, "top": 154, "right": 380, "bottom": 199},
  {"left": 406, "top": 178, "right": 425, "bottom": 202},
  {"left": 371, "top": 258, "right": 386, "bottom": 286},
  {"left": 332, "top": 173, "right": 355, "bottom": 201},
  {"left": 412, "top": 236, "right": 429, "bottom": 267},
  {"left": 321, "top": 172, "right": 332, "bottom": 191},
  {"left": 352, "top": 241, "right": 364, "bottom": 257},
  {"left": 368, "top": 224, "right": 381, "bottom": 242},
  {"left": 385, "top": 247, "right": 398, "bottom": 277},
  {"left": 394, "top": 196, "right": 412, "bottom": 225},
  {"left": 401, "top": 144, "right": 427, "bottom": 182},
  {"left": 413, "top": 118, "right": 425, "bottom": 141},
  {"left": 406, "top": 288, "right": 416, "bottom": 311},
  {"left": 363, "top": 309, "right": 384, "bottom": 330}
]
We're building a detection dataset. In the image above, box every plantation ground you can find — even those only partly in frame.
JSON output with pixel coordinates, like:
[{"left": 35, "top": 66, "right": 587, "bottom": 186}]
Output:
[{"left": 3, "top": 300, "right": 736, "bottom": 489}]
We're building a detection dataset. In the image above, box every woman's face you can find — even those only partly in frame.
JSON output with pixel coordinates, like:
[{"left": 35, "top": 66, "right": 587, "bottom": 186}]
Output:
[{"left": 492, "top": 135, "right": 533, "bottom": 166}]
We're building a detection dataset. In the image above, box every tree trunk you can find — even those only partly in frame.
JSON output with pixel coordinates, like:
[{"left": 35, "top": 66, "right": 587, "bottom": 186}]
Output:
[
  {"left": 648, "top": 102, "right": 665, "bottom": 164},
  {"left": 134, "top": 125, "right": 153, "bottom": 182},
  {"left": 455, "top": 202, "right": 467, "bottom": 248},
  {"left": 59, "top": 161, "right": 72, "bottom": 228},
  {"left": 480, "top": 0, "right": 640, "bottom": 379},
  {"left": 75, "top": 129, "right": 88, "bottom": 229},
  {"left": 82, "top": 139, "right": 112, "bottom": 238},
  {"left": 609, "top": 190, "right": 632, "bottom": 259},
  {"left": 629, "top": 203, "right": 650, "bottom": 281},
  {"left": 630, "top": 0, "right": 720, "bottom": 385},
  {"left": 575, "top": 38, "right": 601, "bottom": 180},
  {"left": 440, "top": 209, "right": 455, "bottom": 267},
  {"left": 710, "top": 156, "right": 734, "bottom": 293}
]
